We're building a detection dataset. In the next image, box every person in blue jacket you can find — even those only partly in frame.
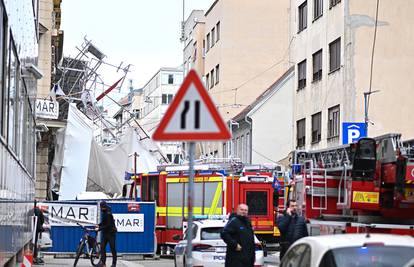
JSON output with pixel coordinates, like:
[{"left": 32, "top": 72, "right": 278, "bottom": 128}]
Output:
[{"left": 277, "top": 200, "right": 308, "bottom": 260}]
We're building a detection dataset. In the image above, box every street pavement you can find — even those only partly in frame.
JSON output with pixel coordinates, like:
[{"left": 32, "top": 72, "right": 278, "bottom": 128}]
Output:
[{"left": 41, "top": 253, "right": 280, "bottom": 266}]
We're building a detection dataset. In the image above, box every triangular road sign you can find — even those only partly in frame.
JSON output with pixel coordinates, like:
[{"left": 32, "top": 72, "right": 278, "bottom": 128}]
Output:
[{"left": 153, "top": 70, "right": 231, "bottom": 141}]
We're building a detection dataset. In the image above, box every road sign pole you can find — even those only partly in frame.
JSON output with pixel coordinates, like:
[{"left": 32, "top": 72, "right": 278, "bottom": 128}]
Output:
[{"left": 186, "top": 142, "right": 195, "bottom": 267}]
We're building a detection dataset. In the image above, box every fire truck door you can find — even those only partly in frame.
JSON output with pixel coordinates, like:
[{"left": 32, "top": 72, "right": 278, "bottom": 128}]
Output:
[{"left": 239, "top": 184, "right": 273, "bottom": 229}]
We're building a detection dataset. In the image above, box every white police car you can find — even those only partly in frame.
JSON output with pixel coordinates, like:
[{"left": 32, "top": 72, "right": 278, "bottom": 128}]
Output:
[
  {"left": 280, "top": 233, "right": 414, "bottom": 267},
  {"left": 174, "top": 219, "right": 265, "bottom": 267}
]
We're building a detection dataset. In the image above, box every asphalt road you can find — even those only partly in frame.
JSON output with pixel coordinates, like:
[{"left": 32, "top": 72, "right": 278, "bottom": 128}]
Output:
[{"left": 42, "top": 253, "right": 280, "bottom": 267}]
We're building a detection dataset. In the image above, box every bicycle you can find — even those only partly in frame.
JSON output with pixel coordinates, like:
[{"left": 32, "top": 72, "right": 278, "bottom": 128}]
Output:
[{"left": 74, "top": 223, "right": 101, "bottom": 267}]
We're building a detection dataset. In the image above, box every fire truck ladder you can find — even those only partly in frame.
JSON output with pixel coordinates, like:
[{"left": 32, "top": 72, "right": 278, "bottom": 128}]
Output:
[
  {"left": 305, "top": 161, "right": 328, "bottom": 213},
  {"left": 337, "top": 164, "right": 349, "bottom": 207}
]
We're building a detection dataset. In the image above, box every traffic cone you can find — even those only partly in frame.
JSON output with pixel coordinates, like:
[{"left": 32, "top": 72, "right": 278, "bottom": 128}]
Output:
[{"left": 22, "top": 249, "right": 33, "bottom": 267}]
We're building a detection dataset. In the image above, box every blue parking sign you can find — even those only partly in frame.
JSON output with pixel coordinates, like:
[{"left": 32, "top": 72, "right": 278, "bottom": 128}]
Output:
[{"left": 342, "top": 122, "right": 367, "bottom": 144}]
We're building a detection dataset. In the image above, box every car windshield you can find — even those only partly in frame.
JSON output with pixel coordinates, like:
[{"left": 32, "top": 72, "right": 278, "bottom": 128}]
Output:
[
  {"left": 201, "top": 227, "right": 223, "bottom": 240},
  {"left": 320, "top": 246, "right": 414, "bottom": 267}
]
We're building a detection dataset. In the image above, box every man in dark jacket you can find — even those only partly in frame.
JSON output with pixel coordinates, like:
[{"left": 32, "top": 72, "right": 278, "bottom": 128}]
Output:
[
  {"left": 277, "top": 200, "right": 308, "bottom": 260},
  {"left": 221, "top": 204, "right": 255, "bottom": 267},
  {"left": 33, "top": 204, "right": 45, "bottom": 265},
  {"left": 96, "top": 201, "right": 117, "bottom": 267}
]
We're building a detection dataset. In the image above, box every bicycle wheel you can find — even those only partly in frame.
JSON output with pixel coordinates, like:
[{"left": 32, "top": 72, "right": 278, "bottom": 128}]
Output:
[
  {"left": 90, "top": 242, "right": 101, "bottom": 267},
  {"left": 74, "top": 241, "right": 84, "bottom": 267}
]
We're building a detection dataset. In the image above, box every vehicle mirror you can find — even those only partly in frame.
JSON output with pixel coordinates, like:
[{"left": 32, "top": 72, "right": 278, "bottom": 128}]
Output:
[{"left": 172, "top": 234, "right": 182, "bottom": 241}]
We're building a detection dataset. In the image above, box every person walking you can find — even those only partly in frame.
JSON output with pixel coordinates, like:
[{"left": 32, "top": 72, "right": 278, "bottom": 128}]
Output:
[
  {"left": 221, "top": 204, "right": 255, "bottom": 267},
  {"left": 277, "top": 200, "right": 308, "bottom": 260},
  {"left": 33, "top": 203, "right": 45, "bottom": 265},
  {"left": 96, "top": 201, "right": 117, "bottom": 267}
]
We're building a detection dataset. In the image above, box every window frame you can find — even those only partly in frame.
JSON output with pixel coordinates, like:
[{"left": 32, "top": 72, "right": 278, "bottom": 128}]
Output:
[
  {"left": 216, "top": 21, "right": 220, "bottom": 41},
  {"left": 206, "top": 33, "right": 210, "bottom": 53},
  {"left": 215, "top": 64, "right": 219, "bottom": 85},
  {"left": 313, "top": 0, "right": 323, "bottom": 21},
  {"left": 168, "top": 74, "right": 174, "bottom": 84},
  {"left": 298, "top": 59, "right": 307, "bottom": 90},
  {"left": 298, "top": 1, "right": 308, "bottom": 33},
  {"left": 312, "top": 49, "right": 322, "bottom": 82},
  {"left": 311, "top": 112, "right": 322, "bottom": 144},
  {"left": 211, "top": 27, "right": 215, "bottom": 47},
  {"left": 329, "top": 0, "right": 341, "bottom": 9},
  {"left": 206, "top": 73, "right": 210, "bottom": 89},
  {"left": 327, "top": 105, "right": 340, "bottom": 139},
  {"left": 296, "top": 118, "right": 306, "bottom": 148},
  {"left": 210, "top": 69, "right": 214, "bottom": 89},
  {"left": 329, "top": 37, "right": 341, "bottom": 73}
]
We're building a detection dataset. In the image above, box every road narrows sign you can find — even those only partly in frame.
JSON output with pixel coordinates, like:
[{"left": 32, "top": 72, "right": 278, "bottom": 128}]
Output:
[{"left": 152, "top": 70, "right": 231, "bottom": 141}]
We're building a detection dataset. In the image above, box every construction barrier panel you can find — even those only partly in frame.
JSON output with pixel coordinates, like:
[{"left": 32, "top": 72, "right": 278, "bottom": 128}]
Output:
[{"left": 38, "top": 200, "right": 156, "bottom": 255}]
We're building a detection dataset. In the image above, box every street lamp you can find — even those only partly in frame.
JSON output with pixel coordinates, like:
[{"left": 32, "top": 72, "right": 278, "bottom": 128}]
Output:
[{"left": 363, "top": 90, "right": 380, "bottom": 136}]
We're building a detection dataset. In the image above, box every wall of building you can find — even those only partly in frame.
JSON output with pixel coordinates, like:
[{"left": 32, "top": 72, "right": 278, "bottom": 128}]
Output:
[
  {"left": 250, "top": 70, "right": 294, "bottom": 165},
  {"left": 291, "top": 0, "right": 345, "bottom": 149},
  {"left": 349, "top": 0, "right": 414, "bottom": 140},
  {"left": 204, "top": 0, "right": 291, "bottom": 121},
  {"left": 0, "top": 0, "right": 38, "bottom": 265},
  {"left": 139, "top": 68, "right": 183, "bottom": 162}
]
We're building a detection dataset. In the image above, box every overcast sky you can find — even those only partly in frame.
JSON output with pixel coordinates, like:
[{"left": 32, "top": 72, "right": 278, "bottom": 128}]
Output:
[{"left": 61, "top": 0, "right": 213, "bottom": 99}]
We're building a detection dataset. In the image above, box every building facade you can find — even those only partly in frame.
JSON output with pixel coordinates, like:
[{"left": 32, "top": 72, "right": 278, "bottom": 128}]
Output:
[
  {"left": 0, "top": 0, "right": 40, "bottom": 265},
  {"left": 183, "top": 10, "right": 205, "bottom": 77},
  {"left": 291, "top": 0, "right": 414, "bottom": 150},
  {"left": 200, "top": 0, "right": 291, "bottom": 157},
  {"left": 138, "top": 67, "right": 184, "bottom": 163},
  {"left": 35, "top": 0, "right": 63, "bottom": 200},
  {"left": 226, "top": 68, "right": 294, "bottom": 166}
]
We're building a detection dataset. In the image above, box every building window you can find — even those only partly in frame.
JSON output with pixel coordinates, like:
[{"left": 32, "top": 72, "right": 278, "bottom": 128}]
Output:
[
  {"left": 215, "top": 64, "right": 219, "bottom": 84},
  {"left": 330, "top": 0, "right": 341, "bottom": 8},
  {"left": 216, "top": 21, "right": 220, "bottom": 41},
  {"left": 298, "top": 60, "right": 307, "bottom": 90},
  {"left": 168, "top": 74, "right": 174, "bottom": 84},
  {"left": 8, "top": 39, "right": 19, "bottom": 151},
  {"left": 246, "top": 132, "right": 250, "bottom": 163},
  {"left": 329, "top": 38, "right": 341, "bottom": 72},
  {"left": 312, "top": 49, "right": 322, "bottom": 82},
  {"left": 210, "top": 69, "right": 214, "bottom": 89},
  {"left": 193, "top": 41, "right": 197, "bottom": 61},
  {"left": 297, "top": 118, "right": 306, "bottom": 148},
  {"left": 314, "top": 0, "right": 323, "bottom": 20},
  {"left": 298, "top": 1, "right": 308, "bottom": 32},
  {"left": 162, "top": 94, "right": 174, "bottom": 104},
  {"left": 202, "top": 39, "right": 206, "bottom": 57},
  {"left": 328, "top": 105, "right": 340, "bottom": 138},
  {"left": 0, "top": 6, "right": 5, "bottom": 138},
  {"left": 206, "top": 33, "right": 210, "bottom": 52},
  {"left": 311, "top": 112, "right": 322, "bottom": 143},
  {"left": 223, "top": 142, "right": 227, "bottom": 158},
  {"left": 211, "top": 28, "right": 215, "bottom": 47},
  {"left": 206, "top": 73, "right": 210, "bottom": 89}
]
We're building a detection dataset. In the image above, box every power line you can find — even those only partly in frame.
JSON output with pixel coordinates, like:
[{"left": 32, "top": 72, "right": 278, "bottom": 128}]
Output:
[{"left": 251, "top": 148, "right": 279, "bottom": 164}]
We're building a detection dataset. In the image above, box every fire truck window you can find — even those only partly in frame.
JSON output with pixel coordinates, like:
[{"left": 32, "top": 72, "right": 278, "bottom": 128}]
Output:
[
  {"left": 204, "top": 182, "right": 223, "bottom": 213},
  {"left": 193, "top": 183, "right": 203, "bottom": 207},
  {"left": 167, "top": 183, "right": 184, "bottom": 229},
  {"left": 246, "top": 191, "right": 268, "bottom": 216}
]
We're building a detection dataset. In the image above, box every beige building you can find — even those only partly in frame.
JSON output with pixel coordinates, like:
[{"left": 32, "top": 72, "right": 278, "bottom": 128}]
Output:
[
  {"left": 36, "top": 0, "right": 64, "bottom": 200},
  {"left": 189, "top": 0, "right": 292, "bottom": 158},
  {"left": 291, "top": 0, "right": 414, "bottom": 150}
]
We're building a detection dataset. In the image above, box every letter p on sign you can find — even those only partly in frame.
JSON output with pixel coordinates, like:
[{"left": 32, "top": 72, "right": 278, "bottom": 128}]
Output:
[{"left": 342, "top": 122, "right": 367, "bottom": 145}]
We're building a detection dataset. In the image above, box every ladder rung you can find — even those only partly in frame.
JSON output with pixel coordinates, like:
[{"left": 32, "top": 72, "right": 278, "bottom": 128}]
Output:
[{"left": 312, "top": 181, "right": 326, "bottom": 184}]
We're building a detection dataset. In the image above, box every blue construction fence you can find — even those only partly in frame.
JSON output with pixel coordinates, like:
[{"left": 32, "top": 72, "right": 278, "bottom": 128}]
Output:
[{"left": 38, "top": 200, "right": 156, "bottom": 255}]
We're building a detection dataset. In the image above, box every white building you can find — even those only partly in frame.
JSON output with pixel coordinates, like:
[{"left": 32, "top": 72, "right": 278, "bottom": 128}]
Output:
[
  {"left": 139, "top": 67, "right": 184, "bottom": 163},
  {"left": 226, "top": 68, "right": 294, "bottom": 167},
  {"left": 290, "top": 0, "right": 414, "bottom": 150}
]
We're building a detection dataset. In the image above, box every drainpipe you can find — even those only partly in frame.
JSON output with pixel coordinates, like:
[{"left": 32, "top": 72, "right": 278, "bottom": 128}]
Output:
[{"left": 244, "top": 115, "right": 252, "bottom": 164}]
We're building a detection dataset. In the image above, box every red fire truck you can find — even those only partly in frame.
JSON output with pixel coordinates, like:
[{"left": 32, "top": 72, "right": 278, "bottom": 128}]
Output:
[
  {"left": 288, "top": 133, "right": 414, "bottom": 236},
  {"left": 124, "top": 159, "right": 288, "bottom": 254}
]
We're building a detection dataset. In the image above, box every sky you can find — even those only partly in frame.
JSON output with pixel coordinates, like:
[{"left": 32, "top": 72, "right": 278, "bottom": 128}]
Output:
[{"left": 61, "top": 0, "right": 214, "bottom": 102}]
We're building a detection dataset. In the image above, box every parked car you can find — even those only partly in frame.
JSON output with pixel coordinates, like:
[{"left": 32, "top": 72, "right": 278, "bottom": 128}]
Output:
[
  {"left": 280, "top": 233, "right": 414, "bottom": 267},
  {"left": 174, "top": 219, "right": 265, "bottom": 267}
]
